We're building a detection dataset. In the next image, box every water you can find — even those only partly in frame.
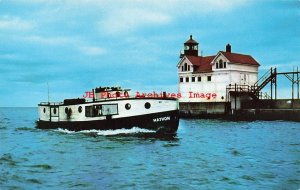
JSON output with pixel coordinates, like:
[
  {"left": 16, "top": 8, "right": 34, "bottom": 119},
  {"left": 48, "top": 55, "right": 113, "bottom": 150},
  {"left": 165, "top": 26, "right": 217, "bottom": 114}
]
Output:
[{"left": 0, "top": 107, "right": 299, "bottom": 190}]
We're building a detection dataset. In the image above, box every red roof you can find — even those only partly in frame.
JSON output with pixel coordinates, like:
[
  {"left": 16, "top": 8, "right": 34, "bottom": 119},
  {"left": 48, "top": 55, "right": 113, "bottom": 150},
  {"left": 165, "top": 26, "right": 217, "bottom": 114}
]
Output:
[
  {"left": 220, "top": 51, "right": 260, "bottom": 66},
  {"left": 186, "top": 55, "right": 215, "bottom": 73},
  {"left": 184, "top": 51, "right": 260, "bottom": 73},
  {"left": 184, "top": 35, "right": 198, "bottom": 45}
]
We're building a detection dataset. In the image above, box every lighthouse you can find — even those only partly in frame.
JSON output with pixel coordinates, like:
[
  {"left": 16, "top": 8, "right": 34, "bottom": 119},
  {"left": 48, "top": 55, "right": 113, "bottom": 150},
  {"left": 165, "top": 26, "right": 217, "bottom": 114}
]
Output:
[{"left": 177, "top": 35, "right": 260, "bottom": 114}]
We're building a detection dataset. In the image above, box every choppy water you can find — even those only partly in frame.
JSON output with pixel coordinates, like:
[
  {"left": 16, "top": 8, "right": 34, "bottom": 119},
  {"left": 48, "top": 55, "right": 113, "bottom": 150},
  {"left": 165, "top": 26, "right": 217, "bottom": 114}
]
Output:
[{"left": 0, "top": 107, "right": 299, "bottom": 190}]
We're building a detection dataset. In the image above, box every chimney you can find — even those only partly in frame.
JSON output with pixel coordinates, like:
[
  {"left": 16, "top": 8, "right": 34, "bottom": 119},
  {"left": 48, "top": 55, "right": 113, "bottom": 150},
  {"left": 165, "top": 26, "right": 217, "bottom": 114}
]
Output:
[{"left": 226, "top": 43, "right": 231, "bottom": 53}]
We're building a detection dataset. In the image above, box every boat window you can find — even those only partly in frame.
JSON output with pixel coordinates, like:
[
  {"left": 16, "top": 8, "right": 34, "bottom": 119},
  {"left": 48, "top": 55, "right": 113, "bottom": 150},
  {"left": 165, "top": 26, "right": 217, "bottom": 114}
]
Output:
[
  {"left": 125, "top": 103, "right": 131, "bottom": 110},
  {"left": 102, "top": 104, "right": 118, "bottom": 115},
  {"left": 85, "top": 105, "right": 101, "bottom": 117},
  {"left": 145, "top": 102, "right": 151, "bottom": 109},
  {"left": 78, "top": 106, "right": 82, "bottom": 113},
  {"left": 85, "top": 104, "right": 118, "bottom": 117},
  {"left": 43, "top": 108, "right": 46, "bottom": 113},
  {"left": 53, "top": 108, "right": 57, "bottom": 114}
]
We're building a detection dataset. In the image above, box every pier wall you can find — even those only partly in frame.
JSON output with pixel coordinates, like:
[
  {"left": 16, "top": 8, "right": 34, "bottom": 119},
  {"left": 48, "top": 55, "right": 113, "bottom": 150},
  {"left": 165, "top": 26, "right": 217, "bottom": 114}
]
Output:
[
  {"left": 179, "top": 99, "right": 300, "bottom": 121},
  {"left": 242, "top": 99, "right": 300, "bottom": 109},
  {"left": 238, "top": 99, "right": 300, "bottom": 121},
  {"left": 179, "top": 102, "right": 227, "bottom": 118}
]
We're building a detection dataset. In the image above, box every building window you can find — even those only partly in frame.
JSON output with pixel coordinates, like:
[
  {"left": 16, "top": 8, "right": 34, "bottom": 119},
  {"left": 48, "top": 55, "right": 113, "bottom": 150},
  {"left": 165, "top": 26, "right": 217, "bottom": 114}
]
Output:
[
  {"left": 186, "top": 77, "right": 189, "bottom": 82},
  {"left": 198, "top": 76, "right": 201, "bottom": 82},
  {"left": 207, "top": 76, "right": 211, "bottom": 81},
  {"left": 219, "top": 60, "right": 223, "bottom": 69},
  {"left": 184, "top": 63, "right": 188, "bottom": 71},
  {"left": 182, "top": 63, "right": 191, "bottom": 71},
  {"left": 216, "top": 59, "right": 226, "bottom": 69},
  {"left": 180, "top": 77, "right": 183, "bottom": 82},
  {"left": 192, "top": 77, "right": 195, "bottom": 82}
]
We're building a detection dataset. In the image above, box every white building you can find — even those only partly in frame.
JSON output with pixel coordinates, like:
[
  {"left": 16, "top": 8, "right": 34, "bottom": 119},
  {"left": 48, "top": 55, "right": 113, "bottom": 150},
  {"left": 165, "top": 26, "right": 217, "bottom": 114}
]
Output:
[{"left": 177, "top": 35, "right": 260, "bottom": 103}]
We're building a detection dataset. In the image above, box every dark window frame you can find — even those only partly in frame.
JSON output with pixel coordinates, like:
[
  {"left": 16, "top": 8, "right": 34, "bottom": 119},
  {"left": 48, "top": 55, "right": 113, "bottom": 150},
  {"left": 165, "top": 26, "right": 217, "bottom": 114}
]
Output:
[{"left": 207, "top": 76, "right": 211, "bottom": 81}]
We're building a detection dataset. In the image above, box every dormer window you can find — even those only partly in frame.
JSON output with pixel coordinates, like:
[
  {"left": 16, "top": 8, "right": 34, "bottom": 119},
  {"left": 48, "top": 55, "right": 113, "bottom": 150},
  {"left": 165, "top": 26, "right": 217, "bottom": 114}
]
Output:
[
  {"left": 216, "top": 59, "right": 226, "bottom": 69},
  {"left": 219, "top": 60, "right": 223, "bottom": 68},
  {"left": 181, "top": 63, "right": 190, "bottom": 72}
]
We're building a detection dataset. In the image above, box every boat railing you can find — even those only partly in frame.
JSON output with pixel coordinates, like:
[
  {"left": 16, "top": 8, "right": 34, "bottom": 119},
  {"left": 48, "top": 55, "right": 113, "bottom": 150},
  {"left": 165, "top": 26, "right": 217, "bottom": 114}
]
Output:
[{"left": 39, "top": 102, "right": 63, "bottom": 106}]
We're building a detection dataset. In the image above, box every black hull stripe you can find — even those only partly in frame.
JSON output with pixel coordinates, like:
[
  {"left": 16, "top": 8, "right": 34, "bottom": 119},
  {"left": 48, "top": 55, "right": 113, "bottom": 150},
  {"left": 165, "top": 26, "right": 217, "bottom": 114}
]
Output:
[{"left": 37, "top": 110, "right": 179, "bottom": 135}]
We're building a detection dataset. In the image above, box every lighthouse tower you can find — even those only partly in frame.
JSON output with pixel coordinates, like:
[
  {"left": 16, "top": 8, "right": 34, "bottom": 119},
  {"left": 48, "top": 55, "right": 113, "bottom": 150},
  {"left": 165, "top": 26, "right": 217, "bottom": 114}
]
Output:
[{"left": 180, "top": 35, "right": 199, "bottom": 58}]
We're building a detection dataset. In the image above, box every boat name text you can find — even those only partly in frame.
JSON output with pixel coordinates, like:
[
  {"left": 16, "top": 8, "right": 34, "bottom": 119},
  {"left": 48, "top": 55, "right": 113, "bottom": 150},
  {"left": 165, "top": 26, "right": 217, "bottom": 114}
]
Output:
[{"left": 153, "top": 116, "right": 171, "bottom": 122}]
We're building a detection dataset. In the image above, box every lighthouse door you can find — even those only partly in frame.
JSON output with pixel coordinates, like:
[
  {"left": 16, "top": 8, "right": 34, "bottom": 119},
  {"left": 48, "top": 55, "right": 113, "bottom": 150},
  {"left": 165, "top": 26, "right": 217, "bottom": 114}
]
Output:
[{"left": 50, "top": 106, "right": 59, "bottom": 122}]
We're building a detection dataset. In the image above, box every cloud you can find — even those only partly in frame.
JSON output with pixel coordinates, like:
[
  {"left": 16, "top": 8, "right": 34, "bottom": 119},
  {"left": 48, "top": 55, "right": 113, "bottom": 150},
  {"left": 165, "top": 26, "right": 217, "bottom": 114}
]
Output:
[
  {"left": 21, "top": 35, "right": 106, "bottom": 56},
  {"left": 98, "top": 8, "right": 171, "bottom": 34},
  {"left": 8, "top": 0, "right": 248, "bottom": 35},
  {"left": 0, "top": 53, "right": 19, "bottom": 60},
  {"left": 23, "top": 35, "right": 73, "bottom": 46},
  {"left": 0, "top": 16, "right": 35, "bottom": 31},
  {"left": 259, "top": 61, "right": 300, "bottom": 71},
  {"left": 78, "top": 45, "right": 106, "bottom": 56}
]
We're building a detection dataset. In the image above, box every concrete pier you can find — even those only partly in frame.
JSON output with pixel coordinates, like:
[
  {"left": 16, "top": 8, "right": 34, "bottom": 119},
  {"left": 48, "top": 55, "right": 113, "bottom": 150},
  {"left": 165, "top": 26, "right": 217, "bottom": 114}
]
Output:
[
  {"left": 179, "top": 99, "right": 300, "bottom": 122},
  {"left": 179, "top": 102, "right": 227, "bottom": 118}
]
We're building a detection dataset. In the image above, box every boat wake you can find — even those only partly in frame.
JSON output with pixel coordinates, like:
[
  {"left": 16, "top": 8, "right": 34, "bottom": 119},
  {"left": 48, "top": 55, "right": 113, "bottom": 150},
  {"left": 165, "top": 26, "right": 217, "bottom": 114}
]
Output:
[{"left": 55, "top": 127, "right": 156, "bottom": 136}]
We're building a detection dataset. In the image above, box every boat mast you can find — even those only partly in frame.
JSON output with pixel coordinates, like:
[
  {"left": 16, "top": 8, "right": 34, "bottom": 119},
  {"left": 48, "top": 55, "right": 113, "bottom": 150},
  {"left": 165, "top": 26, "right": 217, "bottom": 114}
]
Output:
[{"left": 47, "top": 82, "right": 50, "bottom": 103}]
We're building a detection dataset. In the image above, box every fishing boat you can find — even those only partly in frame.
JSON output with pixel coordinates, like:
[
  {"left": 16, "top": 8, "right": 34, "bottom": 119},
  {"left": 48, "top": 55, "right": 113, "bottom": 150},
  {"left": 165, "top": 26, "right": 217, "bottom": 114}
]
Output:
[{"left": 37, "top": 87, "right": 179, "bottom": 135}]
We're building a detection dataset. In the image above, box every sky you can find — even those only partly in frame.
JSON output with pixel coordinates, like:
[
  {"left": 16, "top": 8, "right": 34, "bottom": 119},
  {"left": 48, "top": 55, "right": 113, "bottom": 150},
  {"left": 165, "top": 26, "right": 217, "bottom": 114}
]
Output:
[{"left": 0, "top": 0, "right": 299, "bottom": 107}]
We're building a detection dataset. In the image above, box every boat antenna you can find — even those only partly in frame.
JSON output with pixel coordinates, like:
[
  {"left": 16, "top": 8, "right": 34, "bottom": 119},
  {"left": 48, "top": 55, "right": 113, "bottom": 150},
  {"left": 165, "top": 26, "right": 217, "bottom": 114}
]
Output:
[{"left": 47, "top": 82, "right": 50, "bottom": 103}]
